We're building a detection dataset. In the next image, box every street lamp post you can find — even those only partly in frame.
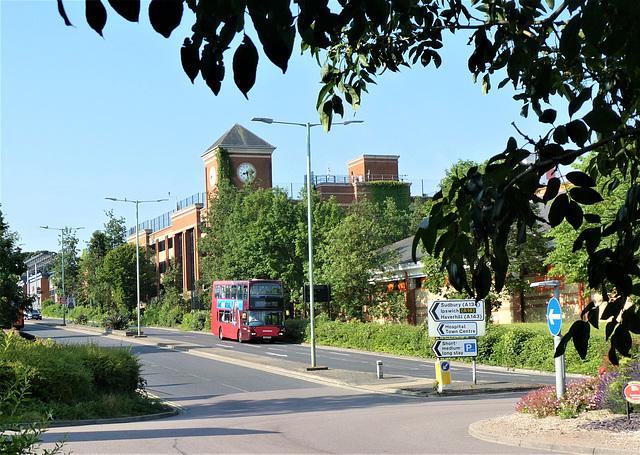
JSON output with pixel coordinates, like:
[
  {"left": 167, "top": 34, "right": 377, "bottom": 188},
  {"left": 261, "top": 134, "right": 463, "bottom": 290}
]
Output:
[
  {"left": 40, "top": 226, "right": 84, "bottom": 326},
  {"left": 251, "top": 117, "right": 363, "bottom": 368},
  {"left": 106, "top": 197, "right": 167, "bottom": 337}
]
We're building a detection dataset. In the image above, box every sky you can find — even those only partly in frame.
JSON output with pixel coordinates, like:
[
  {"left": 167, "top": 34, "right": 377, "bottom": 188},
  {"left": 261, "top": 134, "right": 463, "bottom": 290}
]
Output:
[{"left": 1, "top": 1, "right": 551, "bottom": 253}]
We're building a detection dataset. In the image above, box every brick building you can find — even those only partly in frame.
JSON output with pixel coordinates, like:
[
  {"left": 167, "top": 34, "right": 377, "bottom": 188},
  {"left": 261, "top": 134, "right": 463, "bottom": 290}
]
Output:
[
  {"left": 20, "top": 252, "right": 56, "bottom": 310},
  {"left": 315, "top": 154, "right": 408, "bottom": 207}
]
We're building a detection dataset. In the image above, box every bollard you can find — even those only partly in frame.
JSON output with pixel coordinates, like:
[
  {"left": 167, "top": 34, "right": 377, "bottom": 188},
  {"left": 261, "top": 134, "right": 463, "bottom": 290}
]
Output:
[
  {"left": 376, "top": 360, "right": 383, "bottom": 379},
  {"left": 436, "top": 359, "right": 451, "bottom": 392}
]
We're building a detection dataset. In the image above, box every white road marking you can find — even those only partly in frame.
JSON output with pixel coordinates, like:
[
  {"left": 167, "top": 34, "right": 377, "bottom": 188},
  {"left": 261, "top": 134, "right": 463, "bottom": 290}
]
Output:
[
  {"left": 265, "top": 352, "right": 288, "bottom": 357},
  {"left": 221, "top": 383, "right": 250, "bottom": 393}
]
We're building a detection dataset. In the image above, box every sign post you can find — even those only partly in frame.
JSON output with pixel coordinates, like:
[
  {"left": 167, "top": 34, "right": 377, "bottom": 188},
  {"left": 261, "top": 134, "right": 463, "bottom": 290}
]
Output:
[
  {"left": 428, "top": 300, "right": 485, "bottom": 386},
  {"left": 531, "top": 280, "right": 565, "bottom": 398}
]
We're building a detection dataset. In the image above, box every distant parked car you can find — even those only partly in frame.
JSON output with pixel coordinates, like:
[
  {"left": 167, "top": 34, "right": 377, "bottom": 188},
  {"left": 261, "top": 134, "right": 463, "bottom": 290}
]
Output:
[{"left": 26, "top": 310, "right": 42, "bottom": 320}]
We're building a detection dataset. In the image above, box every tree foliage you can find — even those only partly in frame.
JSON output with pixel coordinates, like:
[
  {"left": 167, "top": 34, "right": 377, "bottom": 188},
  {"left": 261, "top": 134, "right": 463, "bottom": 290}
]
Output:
[
  {"left": 60, "top": 0, "right": 640, "bottom": 362},
  {"left": 50, "top": 228, "right": 82, "bottom": 300},
  {"left": 79, "top": 210, "right": 127, "bottom": 309},
  {"left": 316, "top": 199, "right": 400, "bottom": 319},
  {"left": 0, "top": 207, "right": 31, "bottom": 328},
  {"left": 544, "top": 157, "right": 632, "bottom": 286},
  {"left": 98, "top": 244, "right": 158, "bottom": 314},
  {"left": 415, "top": 159, "right": 549, "bottom": 307}
]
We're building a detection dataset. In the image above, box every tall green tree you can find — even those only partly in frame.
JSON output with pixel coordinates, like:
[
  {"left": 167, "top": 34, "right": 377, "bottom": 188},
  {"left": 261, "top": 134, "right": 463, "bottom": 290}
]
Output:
[
  {"left": 78, "top": 211, "right": 127, "bottom": 309},
  {"left": 98, "top": 244, "right": 158, "bottom": 314},
  {"left": 316, "top": 199, "right": 399, "bottom": 319},
  {"left": 50, "top": 229, "right": 82, "bottom": 301},
  {"left": 103, "top": 210, "right": 127, "bottom": 250},
  {"left": 0, "top": 207, "right": 32, "bottom": 328}
]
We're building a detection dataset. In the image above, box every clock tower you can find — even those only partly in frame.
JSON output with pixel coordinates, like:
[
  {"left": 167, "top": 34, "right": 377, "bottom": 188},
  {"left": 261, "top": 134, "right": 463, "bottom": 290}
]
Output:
[{"left": 201, "top": 124, "right": 276, "bottom": 204}]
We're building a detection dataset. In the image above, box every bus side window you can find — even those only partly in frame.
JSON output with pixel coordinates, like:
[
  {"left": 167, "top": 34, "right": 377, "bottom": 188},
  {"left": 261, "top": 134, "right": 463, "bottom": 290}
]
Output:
[
  {"left": 215, "top": 285, "right": 220, "bottom": 299},
  {"left": 219, "top": 310, "right": 224, "bottom": 323}
]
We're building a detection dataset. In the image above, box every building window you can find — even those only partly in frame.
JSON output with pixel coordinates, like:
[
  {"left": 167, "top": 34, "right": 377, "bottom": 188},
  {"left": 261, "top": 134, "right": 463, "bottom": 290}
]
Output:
[
  {"left": 158, "top": 261, "right": 167, "bottom": 273},
  {"left": 168, "top": 238, "right": 173, "bottom": 249},
  {"left": 158, "top": 240, "right": 166, "bottom": 252}
]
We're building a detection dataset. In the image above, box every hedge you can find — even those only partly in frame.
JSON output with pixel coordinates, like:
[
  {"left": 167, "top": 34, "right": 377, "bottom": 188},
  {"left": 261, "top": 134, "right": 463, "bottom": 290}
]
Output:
[{"left": 295, "top": 316, "right": 617, "bottom": 376}]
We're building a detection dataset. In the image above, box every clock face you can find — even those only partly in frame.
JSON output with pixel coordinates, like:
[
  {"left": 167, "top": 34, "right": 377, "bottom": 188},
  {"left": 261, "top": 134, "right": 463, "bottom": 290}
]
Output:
[
  {"left": 237, "top": 163, "right": 256, "bottom": 182},
  {"left": 209, "top": 166, "right": 217, "bottom": 186}
]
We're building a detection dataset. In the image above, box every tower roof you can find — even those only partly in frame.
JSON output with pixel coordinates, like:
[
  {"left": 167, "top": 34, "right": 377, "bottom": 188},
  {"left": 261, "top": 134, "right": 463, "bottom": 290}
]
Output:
[{"left": 202, "top": 124, "right": 275, "bottom": 156}]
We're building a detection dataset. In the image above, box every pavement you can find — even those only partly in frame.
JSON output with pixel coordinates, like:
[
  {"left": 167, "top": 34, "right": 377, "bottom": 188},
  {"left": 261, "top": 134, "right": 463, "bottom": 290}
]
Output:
[{"left": 25, "top": 322, "right": 630, "bottom": 454}]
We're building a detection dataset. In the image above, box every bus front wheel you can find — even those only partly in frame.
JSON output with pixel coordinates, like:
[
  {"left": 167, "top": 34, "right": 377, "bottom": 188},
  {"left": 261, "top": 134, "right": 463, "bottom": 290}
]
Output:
[
  {"left": 237, "top": 330, "right": 243, "bottom": 343},
  {"left": 219, "top": 328, "right": 224, "bottom": 340}
]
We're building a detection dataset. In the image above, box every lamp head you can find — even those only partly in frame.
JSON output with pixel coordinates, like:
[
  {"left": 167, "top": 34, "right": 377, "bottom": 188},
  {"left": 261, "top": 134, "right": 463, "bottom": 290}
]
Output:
[{"left": 251, "top": 117, "right": 274, "bottom": 124}]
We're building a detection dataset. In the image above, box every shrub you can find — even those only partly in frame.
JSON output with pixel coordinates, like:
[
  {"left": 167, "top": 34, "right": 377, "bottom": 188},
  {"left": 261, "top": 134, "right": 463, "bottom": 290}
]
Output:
[
  {"left": 101, "top": 312, "right": 130, "bottom": 330},
  {"left": 284, "top": 318, "right": 309, "bottom": 343},
  {"left": 516, "top": 376, "right": 600, "bottom": 418},
  {"left": 518, "top": 335, "right": 555, "bottom": 371},
  {"left": 180, "top": 310, "right": 209, "bottom": 331},
  {"left": 41, "top": 298, "right": 63, "bottom": 318},
  {"left": 0, "top": 335, "right": 65, "bottom": 454},
  {"left": 160, "top": 305, "right": 185, "bottom": 328},
  {"left": 515, "top": 385, "right": 559, "bottom": 418},
  {"left": 476, "top": 323, "right": 509, "bottom": 365},
  {"left": 309, "top": 316, "right": 433, "bottom": 357},
  {"left": 0, "top": 332, "right": 166, "bottom": 426},
  {"left": 74, "top": 313, "right": 89, "bottom": 325},
  {"left": 71, "top": 343, "right": 142, "bottom": 394},
  {"left": 596, "top": 361, "right": 640, "bottom": 414},
  {"left": 2, "top": 336, "right": 94, "bottom": 404},
  {"left": 502, "top": 326, "right": 539, "bottom": 367}
]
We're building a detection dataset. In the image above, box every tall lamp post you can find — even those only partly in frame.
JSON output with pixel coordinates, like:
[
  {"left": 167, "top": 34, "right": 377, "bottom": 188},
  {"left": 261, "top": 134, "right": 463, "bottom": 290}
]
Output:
[
  {"left": 40, "top": 225, "right": 84, "bottom": 326},
  {"left": 105, "top": 197, "right": 168, "bottom": 337},
  {"left": 251, "top": 117, "right": 363, "bottom": 368}
]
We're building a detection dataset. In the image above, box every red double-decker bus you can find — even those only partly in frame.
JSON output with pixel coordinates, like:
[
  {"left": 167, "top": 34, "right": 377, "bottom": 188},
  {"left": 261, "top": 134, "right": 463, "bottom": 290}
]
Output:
[{"left": 211, "top": 279, "right": 285, "bottom": 342}]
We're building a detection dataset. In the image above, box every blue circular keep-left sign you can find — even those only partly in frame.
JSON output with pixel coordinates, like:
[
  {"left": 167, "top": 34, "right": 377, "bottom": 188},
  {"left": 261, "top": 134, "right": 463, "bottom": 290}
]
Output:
[{"left": 547, "top": 298, "right": 562, "bottom": 336}]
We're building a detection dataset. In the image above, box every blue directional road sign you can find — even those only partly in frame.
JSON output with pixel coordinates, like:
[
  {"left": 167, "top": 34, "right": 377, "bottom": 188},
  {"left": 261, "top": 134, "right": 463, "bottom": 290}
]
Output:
[{"left": 547, "top": 298, "right": 562, "bottom": 336}]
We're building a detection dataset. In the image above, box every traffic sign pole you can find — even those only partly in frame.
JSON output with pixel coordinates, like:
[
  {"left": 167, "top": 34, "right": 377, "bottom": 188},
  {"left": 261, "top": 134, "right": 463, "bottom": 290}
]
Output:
[
  {"left": 553, "top": 285, "right": 565, "bottom": 398},
  {"left": 531, "top": 280, "right": 566, "bottom": 398}
]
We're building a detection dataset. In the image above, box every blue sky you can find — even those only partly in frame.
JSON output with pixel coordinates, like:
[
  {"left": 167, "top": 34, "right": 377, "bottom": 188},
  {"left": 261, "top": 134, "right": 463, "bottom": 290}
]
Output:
[{"left": 2, "top": 1, "right": 549, "bottom": 252}]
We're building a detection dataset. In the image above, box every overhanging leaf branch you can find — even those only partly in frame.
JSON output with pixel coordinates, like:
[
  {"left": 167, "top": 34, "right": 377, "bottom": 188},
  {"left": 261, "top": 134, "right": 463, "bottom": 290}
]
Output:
[{"left": 503, "top": 127, "right": 640, "bottom": 195}]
